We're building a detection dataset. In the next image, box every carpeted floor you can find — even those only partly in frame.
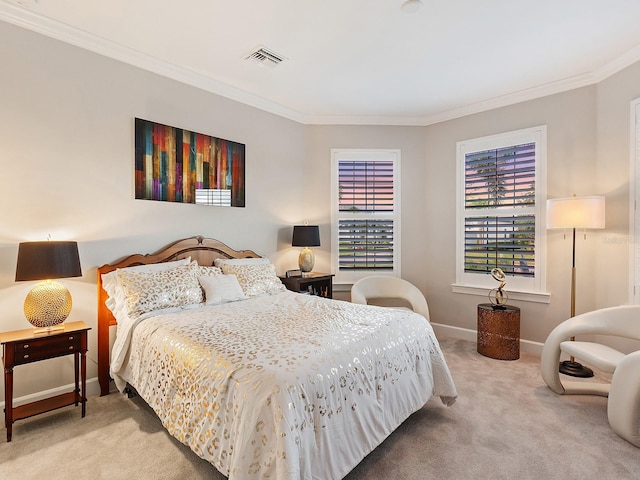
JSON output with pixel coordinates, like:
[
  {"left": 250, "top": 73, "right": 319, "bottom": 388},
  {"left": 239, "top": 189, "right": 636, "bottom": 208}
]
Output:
[{"left": 1, "top": 337, "right": 638, "bottom": 479}]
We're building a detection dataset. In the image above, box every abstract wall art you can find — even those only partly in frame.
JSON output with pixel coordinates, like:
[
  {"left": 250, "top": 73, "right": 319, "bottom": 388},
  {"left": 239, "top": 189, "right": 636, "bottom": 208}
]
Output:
[{"left": 134, "top": 118, "right": 245, "bottom": 207}]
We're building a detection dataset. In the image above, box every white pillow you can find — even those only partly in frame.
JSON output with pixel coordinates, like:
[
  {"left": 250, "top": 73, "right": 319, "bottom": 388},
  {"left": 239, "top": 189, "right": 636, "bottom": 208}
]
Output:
[
  {"left": 217, "top": 261, "right": 286, "bottom": 297},
  {"left": 198, "top": 274, "right": 247, "bottom": 305},
  {"left": 101, "top": 257, "right": 192, "bottom": 321},
  {"left": 198, "top": 265, "right": 223, "bottom": 276},
  {"left": 117, "top": 263, "right": 203, "bottom": 318}
]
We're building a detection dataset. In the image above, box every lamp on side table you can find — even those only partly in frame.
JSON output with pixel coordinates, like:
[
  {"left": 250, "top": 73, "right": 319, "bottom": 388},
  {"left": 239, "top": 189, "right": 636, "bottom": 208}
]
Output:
[{"left": 15, "top": 240, "right": 82, "bottom": 333}]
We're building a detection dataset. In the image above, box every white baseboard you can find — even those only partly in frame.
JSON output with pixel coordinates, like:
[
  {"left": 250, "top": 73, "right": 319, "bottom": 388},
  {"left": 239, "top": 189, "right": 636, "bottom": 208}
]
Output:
[
  {"left": 431, "top": 322, "right": 544, "bottom": 357},
  {"left": 0, "top": 377, "right": 101, "bottom": 410}
]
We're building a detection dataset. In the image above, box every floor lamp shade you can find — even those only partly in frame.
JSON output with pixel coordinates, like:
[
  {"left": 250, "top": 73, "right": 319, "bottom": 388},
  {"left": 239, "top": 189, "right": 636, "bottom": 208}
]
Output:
[
  {"left": 292, "top": 225, "right": 320, "bottom": 273},
  {"left": 15, "top": 241, "right": 82, "bottom": 330},
  {"left": 546, "top": 196, "right": 605, "bottom": 230},
  {"left": 546, "top": 195, "right": 605, "bottom": 377}
]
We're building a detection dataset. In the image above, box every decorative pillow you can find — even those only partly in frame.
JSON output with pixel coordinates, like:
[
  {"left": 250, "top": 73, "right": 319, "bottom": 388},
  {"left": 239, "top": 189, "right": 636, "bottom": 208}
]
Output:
[
  {"left": 198, "top": 265, "right": 223, "bottom": 276},
  {"left": 117, "top": 263, "right": 203, "bottom": 318},
  {"left": 217, "top": 261, "right": 286, "bottom": 297},
  {"left": 102, "top": 258, "right": 191, "bottom": 303},
  {"left": 102, "top": 258, "right": 192, "bottom": 321},
  {"left": 198, "top": 274, "right": 247, "bottom": 305}
]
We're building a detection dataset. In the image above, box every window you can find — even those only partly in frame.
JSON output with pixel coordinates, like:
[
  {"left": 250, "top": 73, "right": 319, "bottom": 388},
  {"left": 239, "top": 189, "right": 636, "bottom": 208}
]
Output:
[
  {"left": 631, "top": 98, "right": 640, "bottom": 304},
  {"left": 455, "top": 126, "right": 547, "bottom": 298},
  {"left": 331, "top": 149, "right": 400, "bottom": 284}
]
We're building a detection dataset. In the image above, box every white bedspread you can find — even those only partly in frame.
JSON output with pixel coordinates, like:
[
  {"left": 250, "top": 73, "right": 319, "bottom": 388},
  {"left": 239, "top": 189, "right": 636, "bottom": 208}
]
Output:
[{"left": 111, "top": 291, "right": 457, "bottom": 480}]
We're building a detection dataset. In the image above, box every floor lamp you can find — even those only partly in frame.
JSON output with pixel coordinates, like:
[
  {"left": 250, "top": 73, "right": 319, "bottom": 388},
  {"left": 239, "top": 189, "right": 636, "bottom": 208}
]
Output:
[{"left": 547, "top": 195, "right": 605, "bottom": 377}]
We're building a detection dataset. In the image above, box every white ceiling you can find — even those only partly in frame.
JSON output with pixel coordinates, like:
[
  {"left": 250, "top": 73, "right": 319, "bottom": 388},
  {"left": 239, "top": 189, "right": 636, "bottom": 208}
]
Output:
[{"left": 3, "top": 0, "right": 640, "bottom": 125}]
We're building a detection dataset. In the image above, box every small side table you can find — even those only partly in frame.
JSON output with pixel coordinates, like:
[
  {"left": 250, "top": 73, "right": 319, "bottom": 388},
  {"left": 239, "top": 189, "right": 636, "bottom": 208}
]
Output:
[
  {"left": 477, "top": 304, "right": 520, "bottom": 360},
  {"left": 1, "top": 321, "right": 90, "bottom": 442},
  {"left": 279, "top": 273, "right": 334, "bottom": 299}
]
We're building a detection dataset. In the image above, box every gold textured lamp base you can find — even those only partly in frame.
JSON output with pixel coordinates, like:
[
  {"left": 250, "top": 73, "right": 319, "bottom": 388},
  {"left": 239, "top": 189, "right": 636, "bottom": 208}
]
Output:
[
  {"left": 298, "top": 247, "right": 315, "bottom": 275},
  {"left": 24, "top": 280, "right": 72, "bottom": 330}
]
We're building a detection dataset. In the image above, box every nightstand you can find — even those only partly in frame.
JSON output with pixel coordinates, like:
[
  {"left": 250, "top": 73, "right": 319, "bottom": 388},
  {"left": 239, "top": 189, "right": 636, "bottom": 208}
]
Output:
[
  {"left": 279, "top": 273, "right": 334, "bottom": 299},
  {"left": 1, "top": 321, "right": 90, "bottom": 442}
]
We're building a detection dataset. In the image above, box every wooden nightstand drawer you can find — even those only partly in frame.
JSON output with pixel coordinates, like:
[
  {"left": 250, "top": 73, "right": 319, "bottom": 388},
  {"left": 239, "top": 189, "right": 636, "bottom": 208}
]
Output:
[{"left": 11, "top": 334, "right": 83, "bottom": 365}]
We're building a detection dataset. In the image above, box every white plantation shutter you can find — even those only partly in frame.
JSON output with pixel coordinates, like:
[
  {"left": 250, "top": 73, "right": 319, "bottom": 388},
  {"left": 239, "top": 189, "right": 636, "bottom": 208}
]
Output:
[
  {"left": 338, "top": 160, "right": 394, "bottom": 212},
  {"left": 332, "top": 150, "right": 400, "bottom": 283},
  {"left": 633, "top": 98, "right": 640, "bottom": 304},
  {"left": 456, "top": 127, "right": 547, "bottom": 294},
  {"left": 464, "top": 143, "right": 536, "bottom": 277},
  {"left": 338, "top": 219, "right": 394, "bottom": 270}
]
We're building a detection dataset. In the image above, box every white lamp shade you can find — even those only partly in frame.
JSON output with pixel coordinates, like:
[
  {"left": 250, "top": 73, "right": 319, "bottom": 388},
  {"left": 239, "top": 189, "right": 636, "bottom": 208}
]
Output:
[{"left": 547, "top": 196, "right": 605, "bottom": 229}]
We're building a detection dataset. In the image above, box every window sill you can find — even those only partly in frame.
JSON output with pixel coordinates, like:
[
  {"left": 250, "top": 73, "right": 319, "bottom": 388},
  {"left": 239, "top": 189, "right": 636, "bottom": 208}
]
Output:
[{"left": 451, "top": 283, "right": 551, "bottom": 304}]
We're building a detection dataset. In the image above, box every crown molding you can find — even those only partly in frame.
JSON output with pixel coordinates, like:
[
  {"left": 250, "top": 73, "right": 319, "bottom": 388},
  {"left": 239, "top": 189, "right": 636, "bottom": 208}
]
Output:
[
  {"left": 305, "top": 113, "right": 431, "bottom": 126},
  {"left": 306, "top": 72, "right": 598, "bottom": 126},
  {"left": 592, "top": 43, "right": 640, "bottom": 83},
  {"left": 417, "top": 71, "right": 599, "bottom": 126},
  {"left": 2, "top": 1, "right": 640, "bottom": 127}
]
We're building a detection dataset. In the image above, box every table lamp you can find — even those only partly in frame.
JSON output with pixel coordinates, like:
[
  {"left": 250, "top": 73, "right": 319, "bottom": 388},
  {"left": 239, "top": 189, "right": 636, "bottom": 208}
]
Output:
[
  {"left": 547, "top": 195, "right": 605, "bottom": 377},
  {"left": 292, "top": 225, "right": 320, "bottom": 275},
  {"left": 15, "top": 240, "right": 82, "bottom": 332}
]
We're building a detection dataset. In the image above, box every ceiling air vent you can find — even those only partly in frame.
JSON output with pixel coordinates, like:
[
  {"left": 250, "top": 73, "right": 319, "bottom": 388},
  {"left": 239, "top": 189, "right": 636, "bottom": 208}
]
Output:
[{"left": 245, "top": 46, "right": 286, "bottom": 68}]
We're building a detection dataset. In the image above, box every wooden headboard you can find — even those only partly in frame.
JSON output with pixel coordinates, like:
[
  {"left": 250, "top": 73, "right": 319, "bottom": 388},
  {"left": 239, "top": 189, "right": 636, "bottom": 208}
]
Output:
[{"left": 97, "top": 235, "right": 261, "bottom": 396}]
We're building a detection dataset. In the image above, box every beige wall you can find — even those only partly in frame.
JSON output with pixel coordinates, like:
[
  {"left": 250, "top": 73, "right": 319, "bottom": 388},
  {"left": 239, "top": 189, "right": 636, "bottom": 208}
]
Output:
[
  {"left": 424, "top": 87, "right": 600, "bottom": 343},
  {"left": 308, "top": 88, "right": 603, "bottom": 345},
  {"left": 2, "top": 19, "right": 640, "bottom": 400},
  {"left": 0, "top": 22, "right": 307, "bottom": 398},
  {"left": 304, "top": 125, "right": 426, "bottom": 289},
  {"left": 594, "top": 60, "right": 640, "bottom": 307}
]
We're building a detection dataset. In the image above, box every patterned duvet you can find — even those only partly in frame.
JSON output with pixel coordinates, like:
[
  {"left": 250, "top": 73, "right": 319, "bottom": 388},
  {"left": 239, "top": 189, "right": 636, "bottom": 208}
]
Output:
[{"left": 111, "top": 291, "right": 457, "bottom": 480}]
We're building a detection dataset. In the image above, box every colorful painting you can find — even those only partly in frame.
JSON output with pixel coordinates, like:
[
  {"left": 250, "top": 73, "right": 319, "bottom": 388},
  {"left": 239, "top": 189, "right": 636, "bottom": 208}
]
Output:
[{"left": 134, "top": 118, "right": 245, "bottom": 207}]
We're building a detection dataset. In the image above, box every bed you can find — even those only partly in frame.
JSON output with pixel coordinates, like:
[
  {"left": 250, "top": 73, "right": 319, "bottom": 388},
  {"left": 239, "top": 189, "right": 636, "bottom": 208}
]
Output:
[{"left": 97, "top": 235, "right": 457, "bottom": 480}]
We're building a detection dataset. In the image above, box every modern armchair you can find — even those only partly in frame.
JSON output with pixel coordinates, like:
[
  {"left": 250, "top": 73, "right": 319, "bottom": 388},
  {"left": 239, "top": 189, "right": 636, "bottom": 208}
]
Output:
[
  {"left": 350, "top": 276, "right": 430, "bottom": 321},
  {"left": 540, "top": 305, "right": 640, "bottom": 447}
]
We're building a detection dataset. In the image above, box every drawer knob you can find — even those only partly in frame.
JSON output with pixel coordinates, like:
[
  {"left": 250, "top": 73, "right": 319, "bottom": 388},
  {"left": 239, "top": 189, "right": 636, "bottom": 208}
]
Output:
[
  {"left": 23, "top": 354, "right": 29, "bottom": 359},
  {"left": 68, "top": 346, "right": 74, "bottom": 350},
  {"left": 68, "top": 336, "right": 74, "bottom": 340},
  {"left": 23, "top": 344, "right": 29, "bottom": 349}
]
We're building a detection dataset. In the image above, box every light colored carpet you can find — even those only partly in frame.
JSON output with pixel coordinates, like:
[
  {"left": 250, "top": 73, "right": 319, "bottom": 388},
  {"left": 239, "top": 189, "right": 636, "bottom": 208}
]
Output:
[{"left": 1, "top": 337, "right": 638, "bottom": 479}]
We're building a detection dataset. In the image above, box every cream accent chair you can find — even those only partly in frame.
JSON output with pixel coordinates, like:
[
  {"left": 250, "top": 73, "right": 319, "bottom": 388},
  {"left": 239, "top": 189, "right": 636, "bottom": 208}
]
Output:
[
  {"left": 350, "top": 276, "right": 430, "bottom": 321},
  {"left": 540, "top": 305, "right": 640, "bottom": 448}
]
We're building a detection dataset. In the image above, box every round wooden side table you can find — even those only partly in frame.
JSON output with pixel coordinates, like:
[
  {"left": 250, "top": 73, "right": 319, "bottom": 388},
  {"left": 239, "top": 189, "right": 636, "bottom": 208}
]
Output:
[{"left": 477, "top": 303, "right": 520, "bottom": 360}]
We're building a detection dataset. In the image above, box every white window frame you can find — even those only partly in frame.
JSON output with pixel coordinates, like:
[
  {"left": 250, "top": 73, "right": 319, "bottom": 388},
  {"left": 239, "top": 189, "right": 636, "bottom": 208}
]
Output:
[
  {"left": 331, "top": 149, "right": 401, "bottom": 284},
  {"left": 630, "top": 98, "right": 640, "bottom": 304},
  {"left": 453, "top": 126, "right": 549, "bottom": 303}
]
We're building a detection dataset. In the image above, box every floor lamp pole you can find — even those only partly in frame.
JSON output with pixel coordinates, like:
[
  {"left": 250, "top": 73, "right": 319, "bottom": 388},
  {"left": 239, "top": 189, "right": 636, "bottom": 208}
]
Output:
[
  {"left": 571, "top": 226, "right": 576, "bottom": 318},
  {"left": 559, "top": 227, "right": 594, "bottom": 377}
]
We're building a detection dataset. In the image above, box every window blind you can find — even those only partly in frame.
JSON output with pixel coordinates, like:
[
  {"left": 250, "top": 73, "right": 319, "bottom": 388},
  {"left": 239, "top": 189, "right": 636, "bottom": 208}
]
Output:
[
  {"left": 465, "top": 143, "right": 535, "bottom": 208},
  {"left": 338, "top": 219, "right": 394, "bottom": 270},
  {"left": 338, "top": 160, "right": 394, "bottom": 212},
  {"left": 464, "top": 142, "right": 536, "bottom": 277},
  {"left": 337, "top": 159, "right": 395, "bottom": 271},
  {"left": 464, "top": 215, "right": 535, "bottom": 276}
]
